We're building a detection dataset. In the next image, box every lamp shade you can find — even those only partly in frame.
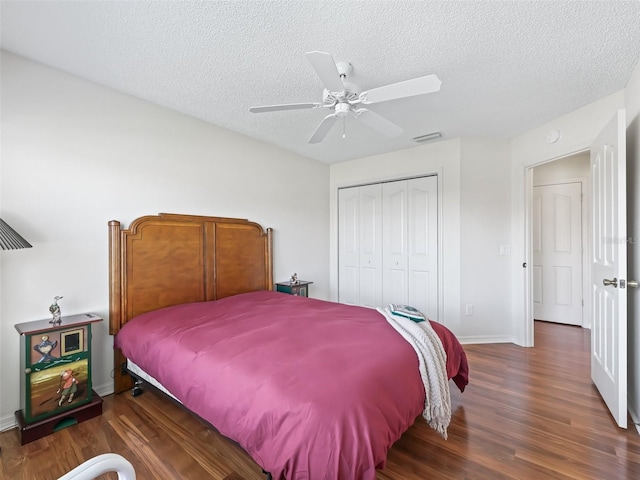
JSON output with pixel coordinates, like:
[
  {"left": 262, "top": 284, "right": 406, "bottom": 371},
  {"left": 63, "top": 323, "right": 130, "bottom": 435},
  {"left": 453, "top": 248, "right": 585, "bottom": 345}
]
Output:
[{"left": 0, "top": 218, "right": 33, "bottom": 250}]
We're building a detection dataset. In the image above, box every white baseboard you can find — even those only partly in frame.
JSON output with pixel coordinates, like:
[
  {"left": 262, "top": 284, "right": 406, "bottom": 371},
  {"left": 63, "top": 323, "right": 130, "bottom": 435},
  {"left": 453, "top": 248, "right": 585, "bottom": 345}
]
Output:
[
  {"left": 457, "top": 335, "right": 515, "bottom": 345},
  {"left": 0, "top": 383, "right": 114, "bottom": 433},
  {"left": 0, "top": 413, "right": 16, "bottom": 432},
  {"left": 94, "top": 382, "right": 114, "bottom": 398}
]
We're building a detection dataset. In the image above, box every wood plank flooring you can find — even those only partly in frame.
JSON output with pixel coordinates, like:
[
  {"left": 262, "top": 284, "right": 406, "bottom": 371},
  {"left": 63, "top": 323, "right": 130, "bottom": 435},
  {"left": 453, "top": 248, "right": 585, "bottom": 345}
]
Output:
[{"left": 2, "top": 321, "right": 639, "bottom": 479}]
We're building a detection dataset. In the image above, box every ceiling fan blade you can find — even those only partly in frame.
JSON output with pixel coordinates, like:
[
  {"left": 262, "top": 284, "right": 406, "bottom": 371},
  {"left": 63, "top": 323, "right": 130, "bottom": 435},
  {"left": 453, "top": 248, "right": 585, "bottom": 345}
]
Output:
[
  {"left": 361, "top": 74, "right": 441, "bottom": 104},
  {"left": 355, "top": 108, "right": 403, "bottom": 137},
  {"left": 308, "top": 114, "right": 338, "bottom": 144},
  {"left": 305, "top": 51, "right": 345, "bottom": 93},
  {"left": 249, "top": 102, "right": 320, "bottom": 113}
]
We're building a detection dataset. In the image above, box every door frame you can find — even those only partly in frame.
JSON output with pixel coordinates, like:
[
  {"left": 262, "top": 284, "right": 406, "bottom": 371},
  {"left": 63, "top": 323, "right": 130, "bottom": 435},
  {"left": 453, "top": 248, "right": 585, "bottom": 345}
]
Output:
[
  {"left": 531, "top": 176, "right": 590, "bottom": 328},
  {"left": 523, "top": 149, "right": 591, "bottom": 345}
]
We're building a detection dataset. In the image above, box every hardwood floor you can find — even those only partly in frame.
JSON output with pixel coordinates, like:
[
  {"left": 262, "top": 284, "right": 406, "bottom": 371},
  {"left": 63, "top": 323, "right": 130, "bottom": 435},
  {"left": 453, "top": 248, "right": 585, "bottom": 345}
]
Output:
[{"left": 2, "top": 321, "right": 639, "bottom": 479}]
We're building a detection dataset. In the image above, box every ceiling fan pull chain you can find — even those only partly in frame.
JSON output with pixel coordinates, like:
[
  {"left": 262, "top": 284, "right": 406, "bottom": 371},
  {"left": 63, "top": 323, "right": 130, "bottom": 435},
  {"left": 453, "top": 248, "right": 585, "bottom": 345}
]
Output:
[{"left": 342, "top": 117, "right": 346, "bottom": 139}]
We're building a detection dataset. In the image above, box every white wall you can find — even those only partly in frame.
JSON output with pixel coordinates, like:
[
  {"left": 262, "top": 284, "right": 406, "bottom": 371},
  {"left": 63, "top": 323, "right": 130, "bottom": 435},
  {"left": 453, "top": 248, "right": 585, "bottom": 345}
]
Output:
[
  {"left": 533, "top": 151, "right": 590, "bottom": 185},
  {"left": 459, "top": 137, "right": 512, "bottom": 341},
  {"left": 0, "top": 52, "right": 330, "bottom": 429},
  {"left": 329, "top": 137, "right": 513, "bottom": 342},
  {"left": 509, "top": 91, "right": 625, "bottom": 347},
  {"left": 624, "top": 58, "right": 640, "bottom": 430}
]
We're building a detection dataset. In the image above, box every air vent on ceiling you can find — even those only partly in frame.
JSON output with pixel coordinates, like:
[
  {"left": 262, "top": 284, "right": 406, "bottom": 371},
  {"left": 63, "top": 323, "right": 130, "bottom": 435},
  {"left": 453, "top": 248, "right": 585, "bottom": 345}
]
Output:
[{"left": 413, "top": 132, "right": 442, "bottom": 143}]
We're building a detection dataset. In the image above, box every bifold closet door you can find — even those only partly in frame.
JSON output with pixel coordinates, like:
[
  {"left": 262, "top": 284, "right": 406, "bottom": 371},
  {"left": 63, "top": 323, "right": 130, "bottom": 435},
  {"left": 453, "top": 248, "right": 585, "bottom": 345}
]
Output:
[
  {"left": 408, "top": 176, "right": 438, "bottom": 319},
  {"left": 382, "top": 180, "right": 409, "bottom": 306},
  {"left": 382, "top": 176, "right": 438, "bottom": 318},
  {"left": 339, "top": 176, "right": 437, "bottom": 318},
  {"left": 338, "top": 184, "right": 382, "bottom": 306},
  {"left": 358, "top": 184, "right": 383, "bottom": 307},
  {"left": 338, "top": 187, "right": 360, "bottom": 305}
]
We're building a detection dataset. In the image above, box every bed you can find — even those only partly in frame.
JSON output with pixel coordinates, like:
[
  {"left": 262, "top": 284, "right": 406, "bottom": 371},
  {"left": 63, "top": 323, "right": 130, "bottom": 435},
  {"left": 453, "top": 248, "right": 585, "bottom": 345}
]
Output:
[{"left": 109, "top": 213, "right": 468, "bottom": 480}]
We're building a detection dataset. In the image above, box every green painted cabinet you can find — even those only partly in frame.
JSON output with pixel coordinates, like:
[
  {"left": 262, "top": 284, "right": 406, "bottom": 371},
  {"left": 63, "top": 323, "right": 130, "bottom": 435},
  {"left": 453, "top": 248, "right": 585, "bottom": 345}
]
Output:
[{"left": 14, "top": 313, "right": 103, "bottom": 444}]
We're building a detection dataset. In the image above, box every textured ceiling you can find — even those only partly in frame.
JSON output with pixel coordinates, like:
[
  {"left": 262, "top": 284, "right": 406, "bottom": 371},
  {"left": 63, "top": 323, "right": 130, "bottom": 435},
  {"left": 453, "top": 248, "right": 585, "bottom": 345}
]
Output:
[{"left": 2, "top": 1, "right": 640, "bottom": 164}]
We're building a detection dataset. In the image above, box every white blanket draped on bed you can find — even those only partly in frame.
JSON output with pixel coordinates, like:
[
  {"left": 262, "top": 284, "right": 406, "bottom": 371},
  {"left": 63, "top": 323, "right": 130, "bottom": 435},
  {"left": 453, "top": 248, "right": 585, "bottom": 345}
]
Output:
[{"left": 377, "top": 307, "right": 452, "bottom": 439}]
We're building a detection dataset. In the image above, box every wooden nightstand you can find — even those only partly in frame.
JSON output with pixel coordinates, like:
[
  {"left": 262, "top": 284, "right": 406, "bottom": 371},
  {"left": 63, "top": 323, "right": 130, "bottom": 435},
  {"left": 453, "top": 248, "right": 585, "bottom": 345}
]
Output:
[
  {"left": 276, "top": 281, "right": 313, "bottom": 297},
  {"left": 14, "top": 313, "right": 103, "bottom": 445}
]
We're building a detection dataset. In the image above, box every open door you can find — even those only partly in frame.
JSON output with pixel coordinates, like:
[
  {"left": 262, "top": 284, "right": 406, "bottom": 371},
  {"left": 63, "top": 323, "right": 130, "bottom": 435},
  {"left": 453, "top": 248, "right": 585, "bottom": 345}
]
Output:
[{"left": 590, "top": 109, "right": 627, "bottom": 428}]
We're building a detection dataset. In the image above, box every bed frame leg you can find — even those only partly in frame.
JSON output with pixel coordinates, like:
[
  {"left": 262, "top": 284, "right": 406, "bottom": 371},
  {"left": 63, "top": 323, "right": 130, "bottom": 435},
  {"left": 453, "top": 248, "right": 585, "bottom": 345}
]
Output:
[
  {"left": 262, "top": 469, "right": 272, "bottom": 480},
  {"left": 131, "top": 379, "right": 144, "bottom": 397}
]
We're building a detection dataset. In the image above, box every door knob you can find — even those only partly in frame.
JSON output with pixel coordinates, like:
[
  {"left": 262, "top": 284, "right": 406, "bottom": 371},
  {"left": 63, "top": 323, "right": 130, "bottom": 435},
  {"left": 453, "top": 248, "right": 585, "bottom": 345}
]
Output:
[
  {"left": 628, "top": 280, "right": 639, "bottom": 288},
  {"left": 603, "top": 278, "right": 618, "bottom": 287}
]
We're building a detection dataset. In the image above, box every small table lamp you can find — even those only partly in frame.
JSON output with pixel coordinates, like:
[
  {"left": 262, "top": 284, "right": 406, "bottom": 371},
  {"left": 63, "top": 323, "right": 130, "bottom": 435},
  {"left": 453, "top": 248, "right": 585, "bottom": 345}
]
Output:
[{"left": 0, "top": 218, "right": 32, "bottom": 250}]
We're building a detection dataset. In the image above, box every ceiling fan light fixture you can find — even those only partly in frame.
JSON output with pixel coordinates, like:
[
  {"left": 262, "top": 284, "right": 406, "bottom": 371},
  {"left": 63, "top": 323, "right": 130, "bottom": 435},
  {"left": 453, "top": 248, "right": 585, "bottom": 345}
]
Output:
[
  {"left": 335, "top": 102, "right": 350, "bottom": 117},
  {"left": 413, "top": 132, "right": 442, "bottom": 143}
]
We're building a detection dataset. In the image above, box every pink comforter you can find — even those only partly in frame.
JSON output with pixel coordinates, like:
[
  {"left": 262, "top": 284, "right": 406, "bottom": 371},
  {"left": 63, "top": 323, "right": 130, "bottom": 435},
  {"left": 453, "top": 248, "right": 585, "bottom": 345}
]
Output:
[{"left": 115, "top": 290, "right": 468, "bottom": 480}]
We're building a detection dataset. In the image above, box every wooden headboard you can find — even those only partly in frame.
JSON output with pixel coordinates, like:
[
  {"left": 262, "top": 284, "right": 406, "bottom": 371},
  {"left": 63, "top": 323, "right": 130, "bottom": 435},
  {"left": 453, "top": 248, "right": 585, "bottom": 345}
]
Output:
[{"left": 108, "top": 213, "right": 273, "bottom": 392}]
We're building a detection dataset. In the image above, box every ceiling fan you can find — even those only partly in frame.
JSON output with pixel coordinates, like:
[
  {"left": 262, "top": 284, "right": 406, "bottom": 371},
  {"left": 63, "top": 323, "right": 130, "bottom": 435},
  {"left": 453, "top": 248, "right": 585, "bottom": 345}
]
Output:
[{"left": 249, "top": 51, "right": 442, "bottom": 144}]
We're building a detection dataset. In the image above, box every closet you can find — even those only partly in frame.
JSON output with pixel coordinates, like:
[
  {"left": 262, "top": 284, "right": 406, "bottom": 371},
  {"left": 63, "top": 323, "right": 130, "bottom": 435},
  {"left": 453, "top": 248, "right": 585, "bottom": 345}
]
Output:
[{"left": 338, "top": 175, "right": 438, "bottom": 319}]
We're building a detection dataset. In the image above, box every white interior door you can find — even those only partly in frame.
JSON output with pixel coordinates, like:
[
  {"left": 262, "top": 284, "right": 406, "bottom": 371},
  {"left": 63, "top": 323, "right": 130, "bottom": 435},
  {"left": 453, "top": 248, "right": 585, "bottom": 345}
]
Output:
[
  {"left": 382, "top": 180, "right": 408, "bottom": 306},
  {"left": 590, "top": 109, "right": 627, "bottom": 428},
  {"left": 407, "top": 176, "right": 439, "bottom": 319},
  {"left": 338, "top": 184, "right": 384, "bottom": 307},
  {"left": 358, "top": 184, "right": 383, "bottom": 308},
  {"left": 338, "top": 187, "right": 359, "bottom": 305},
  {"left": 339, "top": 176, "right": 438, "bottom": 314},
  {"left": 532, "top": 183, "right": 583, "bottom": 325}
]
